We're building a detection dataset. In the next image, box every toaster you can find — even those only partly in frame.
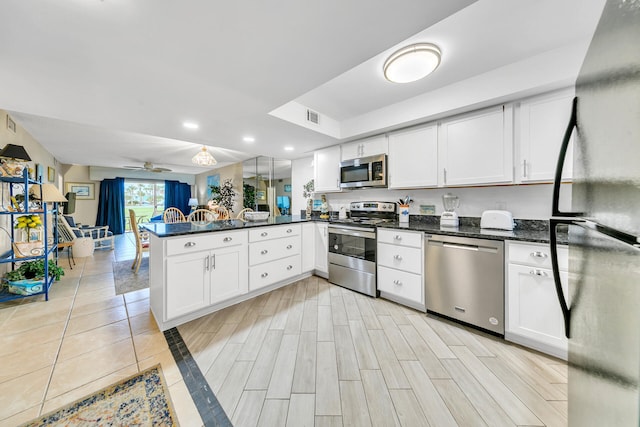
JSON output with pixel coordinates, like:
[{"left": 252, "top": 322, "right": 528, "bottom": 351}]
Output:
[{"left": 480, "top": 210, "right": 515, "bottom": 230}]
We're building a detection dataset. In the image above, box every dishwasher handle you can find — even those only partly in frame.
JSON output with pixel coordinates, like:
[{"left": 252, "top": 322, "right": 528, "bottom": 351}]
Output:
[
  {"left": 443, "top": 242, "right": 479, "bottom": 252},
  {"left": 438, "top": 241, "right": 499, "bottom": 254}
]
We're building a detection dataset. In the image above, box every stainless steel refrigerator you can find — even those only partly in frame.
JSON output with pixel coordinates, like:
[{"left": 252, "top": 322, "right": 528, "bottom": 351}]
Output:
[{"left": 549, "top": 0, "right": 640, "bottom": 425}]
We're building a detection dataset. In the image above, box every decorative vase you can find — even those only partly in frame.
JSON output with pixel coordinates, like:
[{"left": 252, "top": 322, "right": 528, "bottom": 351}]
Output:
[{"left": 306, "top": 198, "right": 313, "bottom": 218}]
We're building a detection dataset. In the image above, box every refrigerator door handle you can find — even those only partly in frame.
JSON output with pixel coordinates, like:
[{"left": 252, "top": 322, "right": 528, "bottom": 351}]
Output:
[
  {"left": 550, "top": 217, "right": 640, "bottom": 339},
  {"left": 552, "top": 96, "right": 583, "bottom": 218},
  {"left": 550, "top": 218, "right": 575, "bottom": 338}
]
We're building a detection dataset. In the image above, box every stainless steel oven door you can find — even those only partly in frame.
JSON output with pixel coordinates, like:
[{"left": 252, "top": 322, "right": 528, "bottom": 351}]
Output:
[
  {"left": 328, "top": 225, "right": 378, "bottom": 297},
  {"left": 328, "top": 225, "right": 376, "bottom": 261}
]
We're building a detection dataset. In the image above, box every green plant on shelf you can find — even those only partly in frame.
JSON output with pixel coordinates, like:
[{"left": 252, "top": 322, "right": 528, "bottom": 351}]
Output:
[{"left": 3, "top": 259, "right": 65, "bottom": 282}]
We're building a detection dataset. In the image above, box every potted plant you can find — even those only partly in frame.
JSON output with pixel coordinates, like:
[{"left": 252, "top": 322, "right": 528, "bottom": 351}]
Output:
[
  {"left": 3, "top": 259, "right": 65, "bottom": 295},
  {"left": 209, "top": 179, "right": 236, "bottom": 212}
]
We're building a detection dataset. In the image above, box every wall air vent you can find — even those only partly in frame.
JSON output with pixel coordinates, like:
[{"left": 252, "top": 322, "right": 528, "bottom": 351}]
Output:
[{"left": 306, "top": 109, "right": 320, "bottom": 125}]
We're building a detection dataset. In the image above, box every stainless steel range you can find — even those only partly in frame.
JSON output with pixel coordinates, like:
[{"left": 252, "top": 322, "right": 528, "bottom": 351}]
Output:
[{"left": 328, "top": 201, "right": 396, "bottom": 297}]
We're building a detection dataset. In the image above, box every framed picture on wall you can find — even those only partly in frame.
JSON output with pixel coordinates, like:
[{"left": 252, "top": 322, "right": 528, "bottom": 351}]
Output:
[
  {"left": 47, "top": 167, "right": 55, "bottom": 182},
  {"left": 256, "top": 190, "right": 266, "bottom": 200},
  {"left": 6, "top": 115, "right": 16, "bottom": 133},
  {"left": 206, "top": 174, "right": 220, "bottom": 199},
  {"left": 65, "top": 182, "right": 95, "bottom": 200},
  {"left": 284, "top": 184, "right": 291, "bottom": 192}
]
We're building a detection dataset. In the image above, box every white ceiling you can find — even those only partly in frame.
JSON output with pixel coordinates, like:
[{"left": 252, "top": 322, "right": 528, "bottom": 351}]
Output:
[{"left": 0, "top": 0, "right": 605, "bottom": 177}]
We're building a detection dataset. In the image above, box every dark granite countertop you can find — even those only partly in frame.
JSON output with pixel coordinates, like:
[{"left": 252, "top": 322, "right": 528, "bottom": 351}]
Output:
[
  {"left": 142, "top": 215, "right": 312, "bottom": 238},
  {"left": 142, "top": 213, "right": 568, "bottom": 245},
  {"left": 375, "top": 215, "right": 568, "bottom": 245}
]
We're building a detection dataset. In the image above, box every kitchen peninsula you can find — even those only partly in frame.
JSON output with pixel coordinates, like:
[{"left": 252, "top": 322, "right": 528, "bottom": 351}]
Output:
[{"left": 143, "top": 217, "right": 320, "bottom": 331}]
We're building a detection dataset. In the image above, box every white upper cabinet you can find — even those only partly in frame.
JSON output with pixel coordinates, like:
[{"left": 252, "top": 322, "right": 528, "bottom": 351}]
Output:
[
  {"left": 388, "top": 125, "right": 438, "bottom": 189},
  {"left": 314, "top": 145, "right": 342, "bottom": 192},
  {"left": 438, "top": 105, "right": 513, "bottom": 186},
  {"left": 341, "top": 135, "right": 388, "bottom": 161},
  {"left": 517, "top": 90, "right": 574, "bottom": 183}
]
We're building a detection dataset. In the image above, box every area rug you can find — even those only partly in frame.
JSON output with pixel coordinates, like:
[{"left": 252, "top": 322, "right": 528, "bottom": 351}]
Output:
[
  {"left": 21, "top": 365, "right": 178, "bottom": 426},
  {"left": 113, "top": 257, "right": 149, "bottom": 295}
]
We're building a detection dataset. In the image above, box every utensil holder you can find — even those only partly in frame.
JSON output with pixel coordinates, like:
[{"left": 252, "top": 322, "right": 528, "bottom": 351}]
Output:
[{"left": 399, "top": 205, "right": 410, "bottom": 223}]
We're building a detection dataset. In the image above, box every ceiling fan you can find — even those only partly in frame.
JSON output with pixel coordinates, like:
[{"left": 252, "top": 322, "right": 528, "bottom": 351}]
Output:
[{"left": 123, "top": 161, "right": 172, "bottom": 173}]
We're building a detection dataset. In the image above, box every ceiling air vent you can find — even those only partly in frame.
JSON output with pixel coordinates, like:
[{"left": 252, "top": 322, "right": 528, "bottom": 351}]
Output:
[{"left": 306, "top": 109, "right": 320, "bottom": 125}]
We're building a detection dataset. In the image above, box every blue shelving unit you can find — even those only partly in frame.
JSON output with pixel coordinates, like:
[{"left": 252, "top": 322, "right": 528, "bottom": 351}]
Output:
[{"left": 0, "top": 169, "right": 59, "bottom": 302}]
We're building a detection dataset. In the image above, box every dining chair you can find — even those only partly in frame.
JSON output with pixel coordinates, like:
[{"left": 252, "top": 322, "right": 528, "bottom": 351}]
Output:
[
  {"left": 235, "top": 207, "right": 253, "bottom": 221},
  {"left": 211, "top": 205, "right": 230, "bottom": 220},
  {"left": 163, "top": 207, "right": 186, "bottom": 223},
  {"left": 129, "top": 209, "right": 150, "bottom": 273},
  {"left": 187, "top": 208, "right": 215, "bottom": 223}
]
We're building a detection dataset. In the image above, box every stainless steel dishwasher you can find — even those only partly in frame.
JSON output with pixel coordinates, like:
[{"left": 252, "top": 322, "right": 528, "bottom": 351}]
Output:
[{"left": 425, "top": 235, "right": 504, "bottom": 335}]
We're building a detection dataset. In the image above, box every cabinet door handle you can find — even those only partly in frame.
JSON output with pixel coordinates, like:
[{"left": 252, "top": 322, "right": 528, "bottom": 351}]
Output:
[
  {"left": 530, "top": 251, "right": 548, "bottom": 258},
  {"left": 261, "top": 232, "right": 268, "bottom": 237},
  {"left": 205, "top": 255, "right": 209, "bottom": 271},
  {"left": 184, "top": 241, "right": 196, "bottom": 248},
  {"left": 287, "top": 265, "right": 293, "bottom": 270},
  {"left": 261, "top": 272, "right": 269, "bottom": 278},
  {"left": 530, "top": 269, "right": 548, "bottom": 277},
  {"left": 212, "top": 254, "right": 216, "bottom": 270},
  {"left": 286, "top": 228, "right": 292, "bottom": 233},
  {"left": 261, "top": 249, "right": 268, "bottom": 255},
  {"left": 336, "top": 178, "right": 339, "bottom": 188},
  {"left": 523, "top": 159, "right": 528, "bottom": 178},
  {"left": 223, "top": 237, "right": 232, "bottom": 242},
  {"left": 454, "top": 306, "right": 466, "bottom": 313},
  {"left": 286, "top": 244, "right": 293, "bottom": 250},
  {"left": 394, "top": 255, "right": 403, "bottom": 261},
  {"left": 393, "top": 279, "right": 402, "bottom": 285},
  {"left": 394, "top": 235, "right": 402, "bottom": 241},
  {"left": 443, "top": 168, "right": 447, "bottom": 185}
]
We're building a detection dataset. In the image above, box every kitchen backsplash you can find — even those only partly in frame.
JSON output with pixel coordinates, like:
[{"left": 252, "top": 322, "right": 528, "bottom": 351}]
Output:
[{"left": 322, "top": 183, "right": 572, "bottom": 220}]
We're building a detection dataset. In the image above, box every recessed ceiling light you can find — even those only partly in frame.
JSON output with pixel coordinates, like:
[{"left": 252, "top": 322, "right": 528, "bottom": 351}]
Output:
[
  {"left": 183, "top": 121, "right": 199, "bottom": 130},
  {"left": 243, "top": 136, "right": 255, "bottom": 143},
  {"left": 383, "top": 43, "right": 441, "bottom": 84},
  {"left": 284, "top": 146, "right": 294, "bottom": 151}
]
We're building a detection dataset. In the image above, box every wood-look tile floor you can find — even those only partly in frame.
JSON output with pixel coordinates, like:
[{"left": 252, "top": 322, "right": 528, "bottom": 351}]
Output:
[{"left": 180, "top": 276, "right": 568, "bottom": 427}]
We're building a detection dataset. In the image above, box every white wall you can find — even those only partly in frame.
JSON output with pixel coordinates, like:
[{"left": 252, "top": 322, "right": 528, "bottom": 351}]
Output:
[
  {"left": 62, "top": 165, "right": 100, "bottom": 225},
  {"left": 291, "top": 156, "right": 314, "bottom": 215},
  {"left": 321, "top": 183, "right": 572, "bottom": 220}
]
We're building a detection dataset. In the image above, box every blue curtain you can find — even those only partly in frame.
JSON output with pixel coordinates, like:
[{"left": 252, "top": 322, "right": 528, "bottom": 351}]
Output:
[
  {"left": 95, "top": 177, "right": 125, "bottom": 235},
  {"left": 165, "top": 180, "right": 191, "bottom": 214}
]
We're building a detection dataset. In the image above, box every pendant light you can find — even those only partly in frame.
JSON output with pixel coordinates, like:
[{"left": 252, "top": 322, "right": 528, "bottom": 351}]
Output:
[
  {"left": 383, "top": 43, "right": 441, "bottom": 84},
  {"left": 192, "top": 146, "right": 217, "bottom": 166}
]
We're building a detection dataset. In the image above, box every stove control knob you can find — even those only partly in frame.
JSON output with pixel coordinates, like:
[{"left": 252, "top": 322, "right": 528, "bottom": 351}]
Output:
[{"left": 334, "top": 245, "right": 339, "bottom": 250}]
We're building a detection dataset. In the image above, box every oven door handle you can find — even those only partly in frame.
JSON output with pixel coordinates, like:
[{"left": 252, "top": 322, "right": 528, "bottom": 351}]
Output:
[{"left": 328, "top": 225, "right": 376, "bottom": 239}]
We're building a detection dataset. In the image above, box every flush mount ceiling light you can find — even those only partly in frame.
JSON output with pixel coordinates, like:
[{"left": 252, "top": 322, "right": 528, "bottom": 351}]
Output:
[
  {"left": 192, "top": 146, "right": 217, "bottom": 166},
  {"left": 243, "top": 136, "right": 255, "bottom": 143},
  {"left": 183, "top": 121, "right": 199, "bottom": 130},
  {"left": 284, "top": 146, "right": 294, "bottom": 151},
  {"left": 383, "top": 43, "right": 441, "bottom": 84}
]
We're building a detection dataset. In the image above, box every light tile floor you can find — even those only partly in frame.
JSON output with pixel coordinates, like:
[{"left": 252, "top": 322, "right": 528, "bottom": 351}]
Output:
[{"left": 0, "top": 234, "right": 203, "bottom": 426}]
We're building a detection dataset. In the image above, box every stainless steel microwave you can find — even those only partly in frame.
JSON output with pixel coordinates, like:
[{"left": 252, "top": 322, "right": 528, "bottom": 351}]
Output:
[{"left": 339, "top": 154, "right": 387, "bottom": 189}]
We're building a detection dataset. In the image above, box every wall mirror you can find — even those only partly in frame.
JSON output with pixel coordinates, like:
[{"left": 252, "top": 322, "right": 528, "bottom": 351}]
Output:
[{"left": 242, "top": 157, "right": 291, "bottom": 216}]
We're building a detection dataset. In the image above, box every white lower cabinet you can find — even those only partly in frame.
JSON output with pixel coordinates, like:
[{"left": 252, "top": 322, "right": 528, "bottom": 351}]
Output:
[
  {"left": 314, "top": 222, "right": 328, "bottom": 276},
  {"left": 165, "top": 230, "right": 248, "bottom": 321},
  {"left": 166, "top": 251, "right": 209, "bottom": 320},
  {"left": 249, "top": 224, "right": 302, "bottom": 291},
  {"left": 506, "top": 241, "right": 569, "bottom": 359},
  {"left": 376, "top": 229, "right": 425, "bottom": 312},
  {"left": 301, "top": 223, "right": 315, "bottom": 273}
]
